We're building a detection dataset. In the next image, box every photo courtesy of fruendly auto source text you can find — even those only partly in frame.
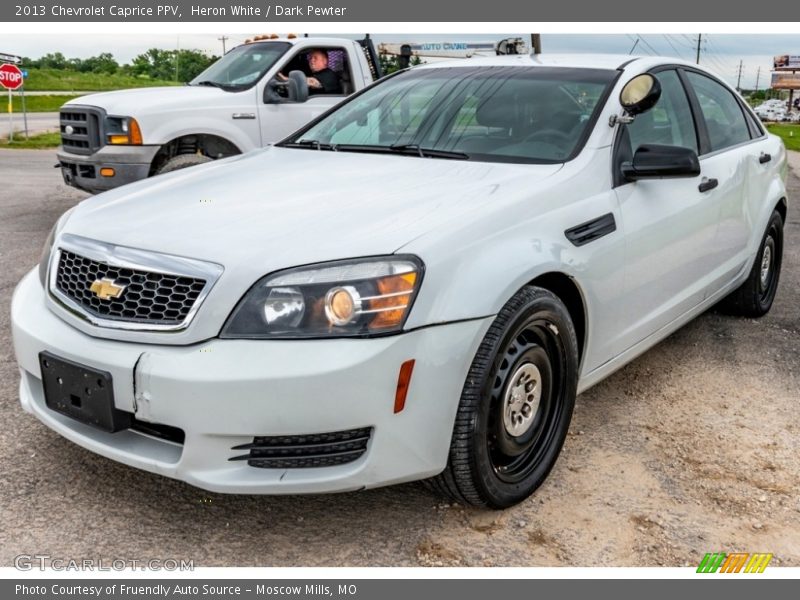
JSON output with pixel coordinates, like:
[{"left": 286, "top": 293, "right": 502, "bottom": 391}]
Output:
[{"left": 0, "top": 0, "right": 797, "bottom": 596}]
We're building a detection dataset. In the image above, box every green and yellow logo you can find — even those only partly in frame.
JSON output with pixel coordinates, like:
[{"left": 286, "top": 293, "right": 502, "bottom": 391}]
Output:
[{"left": 697, "top": 552, "right": 773, "bottom": 573}]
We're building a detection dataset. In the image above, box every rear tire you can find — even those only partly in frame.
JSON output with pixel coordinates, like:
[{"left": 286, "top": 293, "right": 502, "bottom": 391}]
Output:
[
  {"left": 429, "top": 286, "right": 579, "bottom": 509},
  {"left": 719, "top": 210, "right": 783, "bottom": 317},
  {"left": 156, "top": 153, "right": 213, "bottom": 175}
]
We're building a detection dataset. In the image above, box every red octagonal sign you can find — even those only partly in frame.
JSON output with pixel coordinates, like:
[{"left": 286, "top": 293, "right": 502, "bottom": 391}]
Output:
[{"left": 0, "top": 63, "right": 23, "bottom": 90}]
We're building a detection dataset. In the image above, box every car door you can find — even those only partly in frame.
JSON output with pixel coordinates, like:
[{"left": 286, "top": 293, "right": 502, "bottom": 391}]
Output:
[
  {"left": 681, "top": 70, "right": 769, "bottom": 295},
  {"left": 257, "top": 46, "right": 351, "bottom": 144},
  {"left": 612, "top": 68, "right": 723, "bottom": 353}
]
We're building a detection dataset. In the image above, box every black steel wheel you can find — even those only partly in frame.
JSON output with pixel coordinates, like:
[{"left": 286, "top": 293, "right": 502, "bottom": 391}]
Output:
[
  {"left": 428, "top": 286, "right": 579, "bottom": 509},
  {"left": 719, "top": 209, "right": 784, "bottom": 317}
]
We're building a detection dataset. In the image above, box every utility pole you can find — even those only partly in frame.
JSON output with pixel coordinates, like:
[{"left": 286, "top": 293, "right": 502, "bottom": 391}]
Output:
[
  {"left": 755, "top": 66, "right": 761, "bottom": 91},
  {"left": 531, "top": 34, "right": 542, "bottom": 55},
  {"left": 218, "top": 36, "right": 229, "bottom": 54},
  {"left": 628, "top": 38, "right": 640, "bottom": 55},
  {"left": 736, "top": 60, "right": 743, "bottom": 92},
  {"left": 695, "top": 33, "right": 702, "bottom": 64}
]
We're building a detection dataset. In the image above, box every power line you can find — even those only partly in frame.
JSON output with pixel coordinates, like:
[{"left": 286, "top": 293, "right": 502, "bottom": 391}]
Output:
[
  {"left": 662, "top": 35, "right": 687, "bottom": 60},
  {"left": 636, "top": 35, "right": 660, "bottom": 56}
]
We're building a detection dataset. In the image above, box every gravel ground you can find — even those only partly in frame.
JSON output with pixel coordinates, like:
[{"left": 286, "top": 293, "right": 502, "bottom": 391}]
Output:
[{"left": 0, "top": 148, "right": 797, "bottom": 567}]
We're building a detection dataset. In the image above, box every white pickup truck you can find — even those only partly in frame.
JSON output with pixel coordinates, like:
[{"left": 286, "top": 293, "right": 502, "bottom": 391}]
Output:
[{"left": 57, "top": 36, "right": 382, "bottom": 193}]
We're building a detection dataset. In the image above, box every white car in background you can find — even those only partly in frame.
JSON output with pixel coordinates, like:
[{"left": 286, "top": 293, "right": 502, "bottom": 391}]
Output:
[{"left": 12, "top": 55, "right": 787, "bottom": 508}]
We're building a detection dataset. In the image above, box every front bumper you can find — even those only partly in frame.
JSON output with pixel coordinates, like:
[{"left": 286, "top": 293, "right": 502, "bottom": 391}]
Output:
[
  {"left": 57, "top": 145, "right": 159, "bottom": 194},
  {"left": 12, "top": 269, "right": 492, "bottom": 494}
]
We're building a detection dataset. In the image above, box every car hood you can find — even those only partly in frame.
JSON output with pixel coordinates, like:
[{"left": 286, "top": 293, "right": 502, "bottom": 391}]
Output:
[
  {"left": 61, "top": 147, "right": 563, "bottom": 280},
  {"left": 65, "top": 85, "right": 232, "bottom": 115}
]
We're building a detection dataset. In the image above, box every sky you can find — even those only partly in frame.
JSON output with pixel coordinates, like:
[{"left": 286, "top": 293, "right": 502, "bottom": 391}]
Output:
[{"left": 2, "top": 33, "right": 798, "bottom": 90}]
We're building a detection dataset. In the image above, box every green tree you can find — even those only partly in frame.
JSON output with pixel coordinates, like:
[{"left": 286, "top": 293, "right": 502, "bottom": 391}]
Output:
[
  {"left": 81, "top": 53, "right": 119, "bottom": 74},
  {"left": 378, "top": 53, "right": 423, "bottom": 75},
  {"left": 129, "top": 48, "right": 217, "bottom": 82},
  {"left": 38, "top": 52, "right": 68, "bottom": 69}
]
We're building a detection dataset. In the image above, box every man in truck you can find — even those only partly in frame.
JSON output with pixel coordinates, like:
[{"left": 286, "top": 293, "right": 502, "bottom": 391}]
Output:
[{"left": 278, "top": 49, "right": 343, "bottom": 95}]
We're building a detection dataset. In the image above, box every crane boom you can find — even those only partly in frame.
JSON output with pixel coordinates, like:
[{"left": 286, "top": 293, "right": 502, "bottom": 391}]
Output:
[{"left": 378, "top": 38, "right": 528, "bottom": 59}]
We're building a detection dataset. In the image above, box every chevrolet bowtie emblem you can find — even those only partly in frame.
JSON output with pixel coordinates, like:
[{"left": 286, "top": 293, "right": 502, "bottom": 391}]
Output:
[{"left": 89, "top": 277, "right": 126, "bottom": 300}]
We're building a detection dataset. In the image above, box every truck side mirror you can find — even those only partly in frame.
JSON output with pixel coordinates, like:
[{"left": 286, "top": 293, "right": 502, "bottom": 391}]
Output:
[
  {"left": 287, "top": 70, "right": 309, "bottom": 103},
  {"left": 264, "top": 70, "right": 309, "bottom": 104}
]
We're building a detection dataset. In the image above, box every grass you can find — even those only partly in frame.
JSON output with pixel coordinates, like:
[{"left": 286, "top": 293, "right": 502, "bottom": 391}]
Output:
[
  {"left": 21, "top": 69, "right": 178, "bottom": 92},
  {"left": 0, "top": 131, "right": 61, "bottom": 149},
  {"left": 766, "top": 123, "right": 800, "bottom": 151},
  {"left": 4, "top": 94, "right": 81, "bottom": 113}
]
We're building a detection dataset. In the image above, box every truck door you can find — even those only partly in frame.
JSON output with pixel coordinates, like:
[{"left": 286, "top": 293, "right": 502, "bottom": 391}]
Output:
[{"left": 257, "top": 45, "right": 354, "bottom": 144}]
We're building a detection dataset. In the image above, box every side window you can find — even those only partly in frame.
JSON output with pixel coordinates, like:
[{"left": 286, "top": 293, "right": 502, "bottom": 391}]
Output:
[
  {"left": 626, "top": 70, "right": 698, "bottom": 152},
  {"left": 280, "top": 47, "right": 349, "bottom": 96},
  {"left": 685, "top": 72, "right": 751, "bottom": 151}
]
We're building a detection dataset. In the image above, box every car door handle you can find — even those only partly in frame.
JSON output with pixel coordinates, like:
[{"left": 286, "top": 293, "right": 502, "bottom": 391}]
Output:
[
  {"left": 759, "top": 152, "right": 772, "bottom": 164},
  {"left": 698, "top": 177, "right": 718, "bottom": 193}
]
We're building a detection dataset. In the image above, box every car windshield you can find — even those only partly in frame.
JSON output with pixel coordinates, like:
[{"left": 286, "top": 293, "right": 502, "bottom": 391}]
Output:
[
  {"left": 282, "top": 66, "right": 617, "bottom": 163},
  {"left": 189, "top": 42, "right": 291, "bottom": 90}
]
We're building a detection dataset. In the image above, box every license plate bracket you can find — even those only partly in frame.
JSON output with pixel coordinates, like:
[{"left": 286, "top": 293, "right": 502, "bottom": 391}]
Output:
[{"left": 39, "top": 351, "right": 132, "bottom": 433}]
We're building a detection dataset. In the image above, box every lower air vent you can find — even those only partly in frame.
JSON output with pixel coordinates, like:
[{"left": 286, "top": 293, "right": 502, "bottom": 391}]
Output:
[{"left": 229, "top": 427, "right": 372, "bottom": 469}]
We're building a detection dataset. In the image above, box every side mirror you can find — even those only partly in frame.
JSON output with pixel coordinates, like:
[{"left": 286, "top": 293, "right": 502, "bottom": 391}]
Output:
[
  {"left": 286, "top": 70, "right": 309, "bottom": 103},
  {"left": 620, "top": 73, "right": 662, "bottom": 116},
  {"left": 264, "top": 70, "right": 309, "bottom": 104},
  {"left": 621, "top": 144, "right": 700, "bottom": 181}
]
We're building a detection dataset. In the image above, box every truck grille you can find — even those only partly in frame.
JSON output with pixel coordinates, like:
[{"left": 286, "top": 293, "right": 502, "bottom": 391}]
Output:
[
  {"left": 229, "top": 427, "right": 372, "bottom": 469},
  {"left": 55, "top": 250, "right": 207, "bottom": 326},
  {"left": 60, "top": 107, "right": 103, "bottom": 155}
]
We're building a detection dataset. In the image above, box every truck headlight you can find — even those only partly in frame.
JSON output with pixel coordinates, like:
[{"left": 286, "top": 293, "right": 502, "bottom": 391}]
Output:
[
  {"left": 105, "top": 116, "right": 143, "bottom": 145},
  {"left": 221, "top": 256, "right": 424, "bottom": 339},
  {"left": 38, "top": 208, "right": 76, "bottom": 288}
]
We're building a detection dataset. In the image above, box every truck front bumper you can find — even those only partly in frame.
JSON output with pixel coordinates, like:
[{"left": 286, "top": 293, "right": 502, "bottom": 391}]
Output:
[
  {"left": 11, "top": 269, "right": 492, "bottom": 494},
  {"left": 57, "top": 145, "right": 160, "bottom": 194}
]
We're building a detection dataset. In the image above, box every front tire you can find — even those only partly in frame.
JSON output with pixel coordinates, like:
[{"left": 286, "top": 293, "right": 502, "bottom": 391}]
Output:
[
  {"left": 155, "top": 153, "right": 213, "bottom": 175},
  {"left": 720, "top": 210, "right": 784, "bottom": 317},
  {"left": 429, "top": 286, "right": 579, "bottom": 509}
]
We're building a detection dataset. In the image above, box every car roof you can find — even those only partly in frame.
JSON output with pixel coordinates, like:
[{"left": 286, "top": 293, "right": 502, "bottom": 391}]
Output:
[{"left": 413, "top": 53, "right": 701, "bottom": 73}]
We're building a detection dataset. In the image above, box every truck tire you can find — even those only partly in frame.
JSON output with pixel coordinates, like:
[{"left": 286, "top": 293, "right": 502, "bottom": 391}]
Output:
[
  {"left": 156, "top": 153, "right": 213, "bottom": 175},
  {"left": 428, "top": 286, "right": 579, "bottom": 509},
  {"left": 719, "top": 210, "right": 784, "bottom": 317}
]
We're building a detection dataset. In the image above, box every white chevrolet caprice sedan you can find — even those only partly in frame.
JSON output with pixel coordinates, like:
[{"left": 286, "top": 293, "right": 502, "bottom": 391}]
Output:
[{"left": 12, "top": 55, "right": 787, "bottom": 508}]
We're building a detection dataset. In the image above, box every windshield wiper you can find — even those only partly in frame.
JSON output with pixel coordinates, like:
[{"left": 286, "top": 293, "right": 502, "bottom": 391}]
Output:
[
  {"left": 281, "top": 139, "right": 337, "bottom": 151},
  {"left": 329, "top": 143, "right": 470, "bottom": 160},
  {"left": 389, "top": 143, "right": 469, "bottom": 160}
]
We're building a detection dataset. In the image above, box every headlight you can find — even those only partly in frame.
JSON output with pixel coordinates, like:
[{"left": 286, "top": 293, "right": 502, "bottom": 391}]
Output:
[
  {"left": 221, "top": 256, "right": 424, "bottom": 339},
  {"left": 104, "top": 116, "right": 143, "bottom": 145},
  {"left": 38, "top": 208, "right": 75, "bottom": 288}
]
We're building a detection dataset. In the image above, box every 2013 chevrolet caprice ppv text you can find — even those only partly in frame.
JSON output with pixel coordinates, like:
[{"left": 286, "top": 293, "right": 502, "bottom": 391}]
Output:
[{"left": 12, "top": 55, "right": 787, "bottom": 508}]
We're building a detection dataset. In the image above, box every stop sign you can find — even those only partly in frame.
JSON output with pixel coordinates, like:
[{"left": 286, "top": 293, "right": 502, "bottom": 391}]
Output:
[{"left": 0, "top": 63, "right": 23, "bottom": 90}]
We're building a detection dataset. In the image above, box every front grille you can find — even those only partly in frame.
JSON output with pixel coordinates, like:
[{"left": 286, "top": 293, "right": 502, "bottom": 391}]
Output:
[
  {"left": 230, "top": 427, "right": 372, "bottom": 469},
  {"left": 55, "top": 250, "right": 206, "bottom": 326},
  {"left": 60, "top": 107, "right": 103, "bottom": 155}
]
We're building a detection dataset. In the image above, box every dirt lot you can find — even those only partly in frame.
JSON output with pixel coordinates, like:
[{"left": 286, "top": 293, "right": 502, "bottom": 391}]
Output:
[{"left": 0, "top": 148, "right": 797, "bottom": 568}]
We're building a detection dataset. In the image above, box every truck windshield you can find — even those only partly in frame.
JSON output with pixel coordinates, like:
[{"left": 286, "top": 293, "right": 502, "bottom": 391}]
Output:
[
  {"left": 283, "top": 66, "right": 617, "bottom": 163},
  {"left": 190, "top": 42, "right": 291, "bottom": 90}
]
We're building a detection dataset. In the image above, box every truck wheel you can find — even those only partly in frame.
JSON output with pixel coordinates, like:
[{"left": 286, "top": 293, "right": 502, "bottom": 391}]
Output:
[
  {"left": 428, "top": 286, "right": 579, "bottom": 509},
  {"left": 719, "top": 210, "right": 783, "bottom": 317},
  {"left": 156, "top": 153, "right": 213, "bottom": 175}
]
